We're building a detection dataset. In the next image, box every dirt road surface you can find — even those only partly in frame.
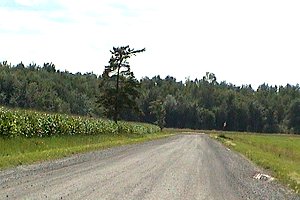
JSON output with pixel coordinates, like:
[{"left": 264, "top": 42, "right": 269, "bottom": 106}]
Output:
[{"left": 1, "top": 134, "right": 299, "bottom": 200}]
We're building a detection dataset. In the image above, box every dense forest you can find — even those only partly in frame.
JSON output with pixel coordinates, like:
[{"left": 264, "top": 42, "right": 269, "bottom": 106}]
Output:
[{"left": 1, "top": 61, "right": 300, "bottom": 134}]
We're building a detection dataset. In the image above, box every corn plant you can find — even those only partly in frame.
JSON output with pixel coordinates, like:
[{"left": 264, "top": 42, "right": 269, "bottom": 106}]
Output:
[{"left": 0, "top": 107, "right": 160, "bottom": 138}]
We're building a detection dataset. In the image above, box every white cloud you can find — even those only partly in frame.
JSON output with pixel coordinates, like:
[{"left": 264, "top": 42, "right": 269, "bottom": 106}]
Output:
[
  {"left": 1, "top": 0, "right": 300, "bottom": 87},
  {"left": 15, "top": 0, "right": 47, "bottom": 7}
]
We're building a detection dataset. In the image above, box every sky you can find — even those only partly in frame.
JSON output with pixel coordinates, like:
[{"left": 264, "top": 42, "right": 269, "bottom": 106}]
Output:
[{"left": 1, "top": 0, "right": 300, "bottom": 89}]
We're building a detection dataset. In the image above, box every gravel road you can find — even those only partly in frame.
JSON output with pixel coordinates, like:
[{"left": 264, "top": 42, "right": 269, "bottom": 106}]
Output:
[{"left": 0, "top": 134, "right": 299, "bottom": 200}]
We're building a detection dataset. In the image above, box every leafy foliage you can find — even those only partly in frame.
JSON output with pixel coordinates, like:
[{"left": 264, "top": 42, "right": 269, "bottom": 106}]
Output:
[
  {"left": 0, "top": 107, "right": 160, "bottom": 138},
  {"left": 1, "top": 59, "right": 300, "bottom": 134},
  {"left": 286, "top": 99, "right": 300, "bottom": 133},
  {"left": 139, "top": 75, "right": 300, "bottom": 134},
  {"left": 0, "top": 61, "right": 101, "bottom": 116},
  {"left": 149, "top": 98, "right": 166, "bottom": 130}
]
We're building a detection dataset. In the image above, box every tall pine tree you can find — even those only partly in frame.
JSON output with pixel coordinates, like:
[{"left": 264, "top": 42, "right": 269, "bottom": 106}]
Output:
[{"left": 98, "top": 46, "right": 145, "bottom": 122}]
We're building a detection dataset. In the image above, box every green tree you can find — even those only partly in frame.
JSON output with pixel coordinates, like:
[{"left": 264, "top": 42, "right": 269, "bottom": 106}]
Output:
[
  {"left": 198, "top": 108, "right": 216, "bottom": 129},
  {"left": 286, "top": 99, "right": 300, "bottom": 134},
  {"left": 98, "top": 46, "right": 145, "bottom": 122},
  {"left": 149, "top": 98, "right": 166, "bottom": 131}
]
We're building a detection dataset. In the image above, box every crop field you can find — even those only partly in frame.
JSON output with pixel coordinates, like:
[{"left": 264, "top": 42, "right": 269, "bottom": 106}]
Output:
[
  {"left": 0, "top": 107, "right": 160, "bottom": 138},
  {"left": 0, "top": 107, "right": 169, "bottom": 170},
  {"left": 211, "top": 131, "right": 300, "bottom": 193}
]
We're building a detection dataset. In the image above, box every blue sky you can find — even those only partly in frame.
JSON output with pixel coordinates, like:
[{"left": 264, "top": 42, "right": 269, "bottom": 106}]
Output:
[{"left": 1, "top": 0, "right": 300, "bottom": 88}]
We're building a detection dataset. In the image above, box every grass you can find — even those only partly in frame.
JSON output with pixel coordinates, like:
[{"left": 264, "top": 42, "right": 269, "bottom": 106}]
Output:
[
  {"left": 0, "top": 131, "right": 174, "bottom": 170},
  {"left": 211, "top": 131, "right": 300, "bottom": 193},
  {"left": 0, "top": 106, "right": 166, "bottom": 170}
]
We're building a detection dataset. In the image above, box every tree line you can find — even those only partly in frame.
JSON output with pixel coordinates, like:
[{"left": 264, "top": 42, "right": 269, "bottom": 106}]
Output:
[
  {"left": 139, "top": 74, "right": 300, "bottom": 134},
  {"left": 1, "top": 56, "right": 300, "bottom": 134},
  {"left": 0, "top": 61, "right": 102, "bottom": 116}
]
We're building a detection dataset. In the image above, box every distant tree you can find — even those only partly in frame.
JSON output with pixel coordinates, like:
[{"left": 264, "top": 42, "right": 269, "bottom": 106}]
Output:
[
  {"left": 247, "top": 101, "right": 264, "bottom": 132},
  {"left": 286, "top": 99, "right": 300, "bottom": 134},
  {"left": 4, "top": 60, "right": 300, "bottom": 134},
  {"left": 198, "top": 108, "right": 216, "bottom": 130},
  {"left": 149, "top": 98, "right": 166, "bottom": 131},
  {"left": 98, "top": 46, "right": 145, "bottom": 122}
]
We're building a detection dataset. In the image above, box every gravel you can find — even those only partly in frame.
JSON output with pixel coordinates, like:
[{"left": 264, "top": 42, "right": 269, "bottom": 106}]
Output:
[{"left": 0, "top": 134, "right": 299, "bottom": 200}]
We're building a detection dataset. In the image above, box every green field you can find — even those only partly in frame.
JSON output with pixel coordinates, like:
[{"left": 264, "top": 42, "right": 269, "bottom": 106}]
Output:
[
  {"left": 0, "top": 132, "right": 173, "bottom": 170},
  {"left": 0, "top": 106, "right": 172, "bottom": 170},
  {"left": 211, "top": 131, "right": 300, "bottom": 193}
]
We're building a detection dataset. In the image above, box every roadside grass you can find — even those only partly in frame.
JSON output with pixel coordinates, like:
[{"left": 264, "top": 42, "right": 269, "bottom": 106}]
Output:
[
  {"left": 0, "top": 131, "right": 174, "bottom": 170},
  {"left": 211, "top": 131, "right": 300, "bottom": 193}
]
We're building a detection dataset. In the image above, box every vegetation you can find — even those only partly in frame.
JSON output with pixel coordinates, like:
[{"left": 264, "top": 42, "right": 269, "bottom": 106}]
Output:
[
  {"left": 139, "top": 73, "right": 300, "bottom": 134},
  {"left": 0, "top": 105, "right": 165, "bottom": 170},
  {"left": 0, "top": 131, "right": 173, "bottom": 170},
  {"left": 2, "top": 50, "right": 300, "bottom": 195},
  {"left": 0, "top": 61, "right": 101, "bottom": 116},
  {"left": 98, "top": 46, "right": 145, "bottom": 122},
  {"left": 212, "top": 132, "right": 300, "bottom": 193},
  {"left": 1, "top": 60, "right": 300, "bottom": 134},
  {"left": 149, "top": 98, "right": 166, "bottom": 130},
  {"left": 0, "top": 107, "right": 160, "bottom": 138}
]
